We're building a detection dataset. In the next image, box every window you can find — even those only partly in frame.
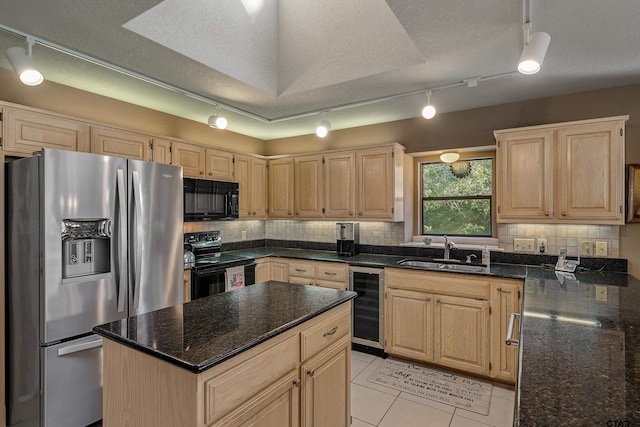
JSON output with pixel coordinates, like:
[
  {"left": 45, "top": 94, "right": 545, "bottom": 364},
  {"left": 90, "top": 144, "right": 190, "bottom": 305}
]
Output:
[{"left": 421, "top": 158, "right": 492, "bottom": 236}]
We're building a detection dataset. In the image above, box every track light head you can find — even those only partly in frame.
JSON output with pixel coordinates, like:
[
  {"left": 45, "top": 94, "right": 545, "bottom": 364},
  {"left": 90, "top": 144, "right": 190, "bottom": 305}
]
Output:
[
  {"left": 5, "top": 38, "right": 44, "bottom": 86},
  {"left": 518, "top": 21, "right": 551, "bottom": 75},
  {"left": 208, "top": 108, "right": 228, "bottom": 129},
  {"left": 421, "top": 90, "right": 436, "bottom": 119},
  {"left": 315, "top": 120, "right": 331, "bottom": 138}
]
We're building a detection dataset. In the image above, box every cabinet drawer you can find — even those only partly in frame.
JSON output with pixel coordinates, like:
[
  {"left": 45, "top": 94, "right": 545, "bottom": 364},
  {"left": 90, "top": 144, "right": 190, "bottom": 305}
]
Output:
[
  {"left": 289, "top": 275, "right": 314, "bottom": 286},
  {"left": 315, "top": 263, "right": 347, "bottom": 282},
  {"left": 203, "top": 334, "right": 299, "bottom": 425},
  {"left": 315, "top": 279, "right": 347, "bottom": 291},
  {"left": 301, "top": 306, "right": 350, "bottom": 361},
  {"left": 288, "top": 261, "right": 315, "bottom": 278}
]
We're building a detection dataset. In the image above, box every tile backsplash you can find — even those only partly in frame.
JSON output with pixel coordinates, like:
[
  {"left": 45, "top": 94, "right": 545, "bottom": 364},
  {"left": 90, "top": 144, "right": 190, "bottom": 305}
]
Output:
[
  {"left": 497, "top": 224, "right": 619, "bottom": 257},
  {"left": 184, "top": 220, "right": 619, "bottom": 258},
  {"left": 184, "top": 220, "right": 405, "bottom": 246}
]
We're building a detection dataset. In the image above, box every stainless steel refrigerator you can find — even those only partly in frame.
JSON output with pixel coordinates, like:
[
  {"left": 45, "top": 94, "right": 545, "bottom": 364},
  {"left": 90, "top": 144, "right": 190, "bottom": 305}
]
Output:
[{"left": 6, "top": 149, "right": 184, "bottom": 427}]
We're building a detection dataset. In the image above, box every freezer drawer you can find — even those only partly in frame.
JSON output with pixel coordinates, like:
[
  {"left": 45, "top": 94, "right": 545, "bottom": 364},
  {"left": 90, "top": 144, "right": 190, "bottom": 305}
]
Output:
[{"left": 43, "top": 335, "right": 103, "bottom": 427}]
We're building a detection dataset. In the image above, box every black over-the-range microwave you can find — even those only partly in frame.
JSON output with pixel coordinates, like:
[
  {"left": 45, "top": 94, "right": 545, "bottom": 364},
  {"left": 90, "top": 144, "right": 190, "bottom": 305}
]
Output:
[{"left": 184, "top": 178, "right": 239, "bottom": 221}]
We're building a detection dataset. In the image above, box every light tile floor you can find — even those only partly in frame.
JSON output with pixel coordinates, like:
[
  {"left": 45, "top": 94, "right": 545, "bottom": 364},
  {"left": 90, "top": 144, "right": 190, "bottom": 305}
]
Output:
[{"left": 350, "top": 351, "right": 516, "bottom": 427}]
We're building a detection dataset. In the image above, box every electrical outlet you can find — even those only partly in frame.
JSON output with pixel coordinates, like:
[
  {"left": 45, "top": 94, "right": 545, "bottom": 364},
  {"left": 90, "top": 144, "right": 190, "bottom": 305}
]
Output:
[
  {"left": 537, "top": 238, "right": 547, "bottom": 253},
  {"left": 596, "top": 286, "right": 608, "bottom": 302},
  {"left": 581, "top": 241, "right": 593, "bottom": 256},
  {"left": 514, "top": 238, "right": 535, "bottom": 252},
  {"left": 595, "top": 241, "right": 608, "bottom": 257},
  {"left": 241, "top": 230, "right": 247, "bottom": 240}
]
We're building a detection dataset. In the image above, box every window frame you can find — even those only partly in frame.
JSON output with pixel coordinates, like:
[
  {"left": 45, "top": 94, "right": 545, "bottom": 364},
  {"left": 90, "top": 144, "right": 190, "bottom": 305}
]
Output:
[{"left": 419, "top": 156, "right": 494, "bottom": 237}]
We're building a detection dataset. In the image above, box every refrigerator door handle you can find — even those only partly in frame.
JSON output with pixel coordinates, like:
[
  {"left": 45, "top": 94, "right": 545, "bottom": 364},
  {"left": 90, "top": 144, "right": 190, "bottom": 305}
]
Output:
[
  {"left": 116, "top": 168, "right": 127, "bottom": 313},
  {"left": 57, "top": 338, "right": 103, "bottom": 356},
  {"left": 131, "top": 170, "right": 143, "bottom": 310}
]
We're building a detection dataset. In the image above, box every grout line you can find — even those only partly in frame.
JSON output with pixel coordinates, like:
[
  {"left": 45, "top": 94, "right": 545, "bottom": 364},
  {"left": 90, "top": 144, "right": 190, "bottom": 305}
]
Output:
[{"left": 375, "top": 394, "right": 401, "bottom": 427}]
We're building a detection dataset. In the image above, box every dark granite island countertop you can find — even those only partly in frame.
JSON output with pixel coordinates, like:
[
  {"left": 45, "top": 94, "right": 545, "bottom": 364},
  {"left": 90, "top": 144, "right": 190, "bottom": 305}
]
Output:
[
  {"left": 517, "top": 267, "right": 640, "bottom": 426},
  {"left": 93, "top": 281, "right": 357, "bottom": 373}
]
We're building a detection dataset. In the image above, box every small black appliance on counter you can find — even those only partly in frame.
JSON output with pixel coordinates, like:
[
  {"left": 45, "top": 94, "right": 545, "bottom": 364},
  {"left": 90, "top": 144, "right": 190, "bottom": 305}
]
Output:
[{"left": 336, "top": 222, "right": 359, "bottom": 256}]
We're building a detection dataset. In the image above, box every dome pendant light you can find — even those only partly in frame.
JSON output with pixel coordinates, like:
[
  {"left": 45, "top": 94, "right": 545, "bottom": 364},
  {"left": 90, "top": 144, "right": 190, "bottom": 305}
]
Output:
[
  {"left": 5, "top": 36, "right": 44, "bottom": 86},
  {"left": 421, "top": 90, "right": 436, "bottom": 119}
]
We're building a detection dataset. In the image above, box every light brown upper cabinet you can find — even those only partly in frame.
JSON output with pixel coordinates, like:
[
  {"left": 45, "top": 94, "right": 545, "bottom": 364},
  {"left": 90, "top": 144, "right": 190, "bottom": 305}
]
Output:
[
  {"left": 235, "top": 154, "right": 267, "bottom": 219},
  {"left": 172, "top": 141, "right": 234, "bottom": 180},
  {"left": 205, "top": 148, "right": 235, "bottom": 181},
  {"left": 356, "top": 145, "right": 406, "bottom": 221},
  {"left": 495, "top": 116, "right": 628, "bottom": 224},
  {"left": 151, "top": 138, "right": 172, "bottom": 164},
  {"left": 324, "top": 151, "right": 356, "bottom": 218},
  {"left": 268, "top": 158, "right": 295, "bottom": 218},
  {"left": 294, "top": 154, "right": 324, "bottom": 219},
  {"left": 1, "top": 106, "right": 90, "bottom": 155},
  {"left": 91, "top": 126, "right": 152, "bottom": 161}
]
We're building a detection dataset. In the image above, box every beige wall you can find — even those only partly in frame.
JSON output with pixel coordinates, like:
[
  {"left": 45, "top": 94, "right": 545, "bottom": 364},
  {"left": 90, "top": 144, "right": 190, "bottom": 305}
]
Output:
[{"left": 0, "top": 68, "right": 266, "bottom": 155}]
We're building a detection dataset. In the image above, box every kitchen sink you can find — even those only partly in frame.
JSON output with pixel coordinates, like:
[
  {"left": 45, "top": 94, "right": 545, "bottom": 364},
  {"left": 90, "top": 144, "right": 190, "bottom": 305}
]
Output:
[{"left": 396, "top": 259, "right": 486, "bottom": 273}]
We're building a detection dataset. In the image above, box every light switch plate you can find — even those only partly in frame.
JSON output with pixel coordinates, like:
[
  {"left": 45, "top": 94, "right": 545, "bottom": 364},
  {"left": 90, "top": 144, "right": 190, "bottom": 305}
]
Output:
[
  {"left": 241, "top": 230, "right": 247, "bottom": 240},
  {"left": 595, "top": 241, "right": 608, "bottom": 257},
  {"left": 514, "top": 238, "right": 535, "bottom": 252}
]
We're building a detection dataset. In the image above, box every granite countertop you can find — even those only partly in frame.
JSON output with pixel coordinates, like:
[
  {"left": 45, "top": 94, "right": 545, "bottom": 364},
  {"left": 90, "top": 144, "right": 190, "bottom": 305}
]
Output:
[
  {"left": 517, "top": 266, "right": 640, "bottom": 426},
  {"left": 93, "top": 281, "right": 357, "bottom": 373}
]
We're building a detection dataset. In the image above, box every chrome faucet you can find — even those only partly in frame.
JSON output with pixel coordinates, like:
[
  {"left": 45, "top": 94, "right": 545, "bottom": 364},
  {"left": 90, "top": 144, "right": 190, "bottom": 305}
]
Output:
[{"left": 443, "top": 235, "right": 457, "bottom": 260}]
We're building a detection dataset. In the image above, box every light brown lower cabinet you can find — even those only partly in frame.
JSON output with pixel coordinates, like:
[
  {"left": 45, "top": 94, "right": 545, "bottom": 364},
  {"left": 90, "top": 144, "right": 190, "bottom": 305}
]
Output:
[
  {"left": 255, "top": 258, "right": 289, "bottom": 283},
  {"left": 384, "top": 268, "right": 521, "bottom": 383},
  {"left": 102, "top": 302, "right": 351, "bottom": 427}
]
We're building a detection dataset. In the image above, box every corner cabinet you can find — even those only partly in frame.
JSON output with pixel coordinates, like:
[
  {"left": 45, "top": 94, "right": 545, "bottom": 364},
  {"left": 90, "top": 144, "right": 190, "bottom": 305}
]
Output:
[{"left": 495, "top": 116, "right": 628, "bottom": 224}]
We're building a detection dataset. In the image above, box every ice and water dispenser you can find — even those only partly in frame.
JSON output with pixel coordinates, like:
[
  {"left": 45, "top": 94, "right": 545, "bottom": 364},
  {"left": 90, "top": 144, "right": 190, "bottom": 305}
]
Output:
[
  {"left": 336, "top": 222, "right": 359, "bottom": 256},
  {"left": 61, "top": 219, "right": 111, "bottom": 279}
]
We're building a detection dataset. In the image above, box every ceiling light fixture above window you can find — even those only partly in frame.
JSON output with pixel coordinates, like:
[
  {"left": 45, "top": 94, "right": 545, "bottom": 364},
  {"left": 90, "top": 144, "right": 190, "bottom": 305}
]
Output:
[
  {"left": 421, "top": 90, "right": 436, "bottom": 119},
  {"left": 440, "top": 151, "right": 460, "bottom": 163},
  {"left": 5, "top": 36, "right": 44, "bottom": 86},
  {"left": 517, "top": 0, "right": 551, "bottom": 75}
]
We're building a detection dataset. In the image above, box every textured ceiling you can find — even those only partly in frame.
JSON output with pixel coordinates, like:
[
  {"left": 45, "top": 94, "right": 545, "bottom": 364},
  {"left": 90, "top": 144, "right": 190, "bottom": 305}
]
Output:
[{"left": 0, "top": 0, "right": 639, "bottom": 140}]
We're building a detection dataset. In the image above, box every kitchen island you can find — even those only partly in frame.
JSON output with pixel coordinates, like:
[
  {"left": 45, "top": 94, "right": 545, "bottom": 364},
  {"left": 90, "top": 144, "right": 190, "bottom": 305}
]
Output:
[{"left": 93, "top": 281, "right": 357, "bottom": 427}]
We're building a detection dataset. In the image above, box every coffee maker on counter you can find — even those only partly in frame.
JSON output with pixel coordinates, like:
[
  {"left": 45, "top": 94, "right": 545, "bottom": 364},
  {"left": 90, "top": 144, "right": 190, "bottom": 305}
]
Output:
[{"left": 336, "top": 222, "right": 359, "bottom": 256}]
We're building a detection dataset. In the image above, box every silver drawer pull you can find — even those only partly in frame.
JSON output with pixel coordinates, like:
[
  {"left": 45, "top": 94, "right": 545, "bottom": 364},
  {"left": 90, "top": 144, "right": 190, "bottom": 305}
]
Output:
[
  {"left": 505, "top": 313, "right": 521, "bottom": 348},
  {"left": 295, "top": 268, "right": 307, "bottom": 272},
  {"left": 324, "top": 272, "right": 337, "bottom": 276},
  {"left": 57, "top": 338, "right": 103, "bottom": 356},
  {"left": 323, "top": 326, "right": 338, "bottom": 337}
]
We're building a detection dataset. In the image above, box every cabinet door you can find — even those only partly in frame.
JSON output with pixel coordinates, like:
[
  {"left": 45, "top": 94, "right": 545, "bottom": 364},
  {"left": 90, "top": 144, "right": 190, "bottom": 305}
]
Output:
[
  {"left": 235, "top": 154, "right": 252, "bottom": 218},
  {"left": 356, "top": 147, "right": 394, "bottom": 219},
  {"left": 490, "top": 281, "right": 521, "bottom": 384},
  {"left": 152, "top": 138, "right": 172, "bottom": 164},
  {"left": 385, "top": 288, "right": 433, "bottom": 362},
  {"left": 205, "top": 148, "right": 234, "bottom": 181},
  {"left": 294, "top": 155, "right": 324, "bottom": 219},
  {"left": 255, "top": 262, "right": 270, "bottom": 284},
  {"left": 183, "top": 270, "right": 191, "bottom": 303},
  {"left": 251, "top": 157, "right": 268, "bottom": 218},
  {"left": 301, "top": 336, "right": 350, "bottom": 427},
  {"left": 2, "top": 107, "right": 90, "bottom": 154},
  {"left": 211, "top": 371, "right": 300, "bottom": 427},
  {"left": 268, "top": 158, "right": 295, "bottom": 218},
  {"left": 271, "top": 262, "right": 289, "bottom": 282},
  {"left": 433, "top": 295, "right": 489, "bottom": 376},
  {"left": 324, "top": 151, "right": 356, "bottom": 219},
  {"left": 557, "top": 120, "right": 624, "bottom": 223},
  {"left": 172, "top": 141, "right": 205, "bottom": 178},
  {"left": 496, "top": 129, "right": 555, "bottom": 221},
  {"left": 91, "top": 126, "right": 152, "bottom": 161}
]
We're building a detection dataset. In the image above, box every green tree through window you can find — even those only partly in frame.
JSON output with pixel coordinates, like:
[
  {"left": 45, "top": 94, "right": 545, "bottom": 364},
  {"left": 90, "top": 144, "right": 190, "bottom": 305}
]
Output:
[{"left": 421, "top": 158, "right": 492, "bottom": 236}]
